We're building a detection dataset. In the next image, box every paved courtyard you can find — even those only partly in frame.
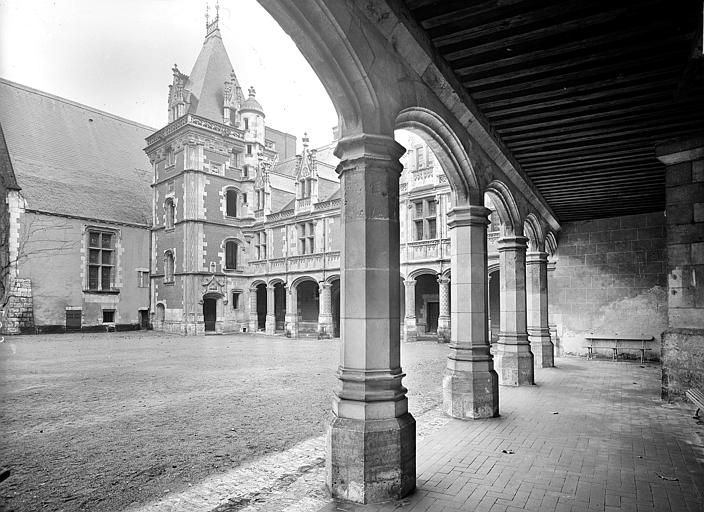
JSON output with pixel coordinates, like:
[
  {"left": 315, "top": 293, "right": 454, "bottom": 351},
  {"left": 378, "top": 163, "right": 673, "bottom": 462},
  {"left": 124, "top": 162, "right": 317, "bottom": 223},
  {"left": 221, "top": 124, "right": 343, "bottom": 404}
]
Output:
[{"left": 1, "top": 333, "right": 703, "bottom": 512}]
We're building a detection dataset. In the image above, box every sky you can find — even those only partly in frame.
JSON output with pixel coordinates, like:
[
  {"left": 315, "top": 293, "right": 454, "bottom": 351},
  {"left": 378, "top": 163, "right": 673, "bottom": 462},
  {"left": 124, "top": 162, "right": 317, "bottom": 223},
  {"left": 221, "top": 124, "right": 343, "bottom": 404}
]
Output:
[{"left": 0, "top": 0, "right": 339, "bottom": 151}]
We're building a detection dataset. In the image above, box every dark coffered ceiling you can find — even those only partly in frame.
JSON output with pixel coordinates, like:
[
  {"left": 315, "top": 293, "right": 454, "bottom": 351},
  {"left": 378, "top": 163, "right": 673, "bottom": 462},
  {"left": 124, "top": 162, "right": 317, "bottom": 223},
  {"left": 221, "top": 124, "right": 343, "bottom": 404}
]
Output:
[{"left": 403, "top": 0, "right": 704, "bottom": 222}]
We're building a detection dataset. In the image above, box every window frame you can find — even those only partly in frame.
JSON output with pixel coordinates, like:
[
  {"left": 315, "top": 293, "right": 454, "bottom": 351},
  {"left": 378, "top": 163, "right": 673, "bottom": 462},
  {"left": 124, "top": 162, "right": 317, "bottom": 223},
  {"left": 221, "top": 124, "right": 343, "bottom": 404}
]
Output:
[
  {"left": 412, "top": 198, "right": 438, "bottom": 241},
  {"left": 164, "top": 198, "right": 175, "bottom": 230},
  {"left": 87, "top": 229, "right": 116, "bottom": 292},
  {"left": 224, "top": 240, "right": 238, "bottom": 270},
  {"left": 164, "top": 250, "right": 175, "bottom": 284},
  {"left": 225, "top": 189, "right": 238, "bottom": 217}
]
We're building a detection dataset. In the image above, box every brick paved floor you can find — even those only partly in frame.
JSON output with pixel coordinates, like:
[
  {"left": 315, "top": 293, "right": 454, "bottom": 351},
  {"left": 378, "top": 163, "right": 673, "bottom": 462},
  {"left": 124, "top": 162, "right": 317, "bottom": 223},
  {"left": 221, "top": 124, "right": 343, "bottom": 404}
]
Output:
[
  {"left": 316, "top": 358, "right": 704, "bottom": 512},
  {"left": 148, "top": 357, "right": 703, "bottom": 512}
]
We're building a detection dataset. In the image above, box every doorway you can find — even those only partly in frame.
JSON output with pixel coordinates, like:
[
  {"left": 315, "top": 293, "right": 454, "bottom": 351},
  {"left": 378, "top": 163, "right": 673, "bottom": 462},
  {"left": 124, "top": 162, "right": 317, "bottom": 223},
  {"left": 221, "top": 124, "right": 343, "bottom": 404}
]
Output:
[
  {"left": 203, "top": 298, "right": 217, "bottom": 332},
  {"left": 427, "top": 302, "right": 439, "bottom": 333},
  {"left": 139, "top": 310, "right": 149, "bottom": 329}
]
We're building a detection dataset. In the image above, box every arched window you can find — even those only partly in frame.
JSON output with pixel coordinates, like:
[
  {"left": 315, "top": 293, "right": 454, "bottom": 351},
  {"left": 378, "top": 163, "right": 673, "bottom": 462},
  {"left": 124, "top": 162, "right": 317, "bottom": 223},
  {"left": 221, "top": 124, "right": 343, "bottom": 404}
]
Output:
[
  {"left": 225, "top": 241, "right": 237, "bottom": 270},
  {"left": 226, "top": 189, "right": 237, "bottom": 217},
  {"left": 165, "top": 199, "right": 175, "bottom": 229},
  {"left": 164, "top": 251, "right": 175, "bottom": 282}
]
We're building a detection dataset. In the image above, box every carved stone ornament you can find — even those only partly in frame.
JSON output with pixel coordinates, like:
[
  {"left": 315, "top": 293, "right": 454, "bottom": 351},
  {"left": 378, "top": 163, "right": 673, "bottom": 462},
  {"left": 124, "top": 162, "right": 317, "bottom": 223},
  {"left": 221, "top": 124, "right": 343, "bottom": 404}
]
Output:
[{"left": 201, "top": 274, "right": 226, "bottom": 294}]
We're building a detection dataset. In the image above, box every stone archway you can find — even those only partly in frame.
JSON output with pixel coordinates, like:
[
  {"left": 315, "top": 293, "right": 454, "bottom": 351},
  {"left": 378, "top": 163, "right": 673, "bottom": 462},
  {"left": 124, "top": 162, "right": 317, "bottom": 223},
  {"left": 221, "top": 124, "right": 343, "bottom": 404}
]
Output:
[{"left": 202, "top": 292, "right": 223, "bottom": 333}]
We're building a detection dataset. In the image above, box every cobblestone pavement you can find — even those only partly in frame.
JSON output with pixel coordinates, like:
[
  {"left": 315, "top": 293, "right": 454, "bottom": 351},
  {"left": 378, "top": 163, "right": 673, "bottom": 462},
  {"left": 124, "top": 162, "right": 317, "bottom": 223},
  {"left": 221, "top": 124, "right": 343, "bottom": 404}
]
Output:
[{"left": 133, "top": 357, "right": 704, "bottom": 512}]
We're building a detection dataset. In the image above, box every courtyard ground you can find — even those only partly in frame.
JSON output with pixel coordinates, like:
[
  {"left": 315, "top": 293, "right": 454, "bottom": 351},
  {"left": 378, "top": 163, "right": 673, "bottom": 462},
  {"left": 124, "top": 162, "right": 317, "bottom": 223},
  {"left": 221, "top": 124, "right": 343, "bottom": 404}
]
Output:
[
  {"left": 2, "top": 333, "right": 703, "bottom": 512},
  {"left": 0, "top": 332, "right": 447, "bottom": 512}
]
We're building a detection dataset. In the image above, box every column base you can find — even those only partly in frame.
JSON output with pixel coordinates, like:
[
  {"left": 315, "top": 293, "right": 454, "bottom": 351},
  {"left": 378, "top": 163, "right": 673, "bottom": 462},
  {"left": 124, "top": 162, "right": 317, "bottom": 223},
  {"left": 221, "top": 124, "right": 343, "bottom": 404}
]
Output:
[
  {"left": 404, "top": 319, "right": 417, "bottom": 342},
  {"left": 528, "top": 328, "right": 554, "bottom": 368},
  {"left": 265, "top": 315, "right": 276, "bottom": 335},
  {"left": 326, "top": 412, "right": 416, "bottom": 504},
  {"left": 249, "top": 316, "right": 258, "bottom": 333},
  {"left": 494, "top": 334, "right": 534, "bottom": 386},
  {"left": 285, "top": 317, "right": 297, "bottom": 337},
  {"left": 318, "top": 315, "right": 333, "bottom": 339},
  {"left": 443, "top": 354, "right": 499, "bottom": 419},
  {"left": 437, "top": 316, "right": 451, "bottom": 343}
]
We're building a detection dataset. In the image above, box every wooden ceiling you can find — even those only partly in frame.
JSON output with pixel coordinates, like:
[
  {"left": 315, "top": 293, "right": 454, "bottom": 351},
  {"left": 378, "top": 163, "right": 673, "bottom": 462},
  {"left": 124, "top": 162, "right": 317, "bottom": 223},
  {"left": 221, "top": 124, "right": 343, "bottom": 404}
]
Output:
[{"left": 403, "top": 0, "right": 704, "bottom": 222}]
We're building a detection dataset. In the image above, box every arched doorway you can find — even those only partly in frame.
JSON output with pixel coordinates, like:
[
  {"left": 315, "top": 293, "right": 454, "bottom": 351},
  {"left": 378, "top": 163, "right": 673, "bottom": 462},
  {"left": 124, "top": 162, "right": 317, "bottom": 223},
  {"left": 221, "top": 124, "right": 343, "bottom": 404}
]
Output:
[
  {"left": 415, "top": 274, "right": 439, "bottom": 335},
  {"left": 296, "top": 280, "right": 319, "bottom": 335},
  {"left": 155, "top": 303, "right": 165, "bottom": 330},
  {"left": 256, "top": 283, "right": 267, "bottom": 330},
  {"left": 331, "top": 279, "right": 340, "bottom": 338},
  {"left": 274, "top": 282, "right": 286, "bottom": 331},
  {"left": 489, "top": 269, "right": 500, "bottom": 343},
  {"left": 203, "top": 297, "right": 217, "bottom": 332}
]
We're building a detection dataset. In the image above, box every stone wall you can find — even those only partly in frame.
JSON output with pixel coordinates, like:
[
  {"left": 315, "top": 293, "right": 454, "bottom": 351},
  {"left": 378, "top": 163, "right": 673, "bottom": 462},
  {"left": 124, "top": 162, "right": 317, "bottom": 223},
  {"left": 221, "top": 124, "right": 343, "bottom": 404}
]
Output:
[
  {"left": 549, "top": 212, "right": 668, "bottom": 358},
  {"left": 1, "top": 278, "right": 33, "bottom": 334}
]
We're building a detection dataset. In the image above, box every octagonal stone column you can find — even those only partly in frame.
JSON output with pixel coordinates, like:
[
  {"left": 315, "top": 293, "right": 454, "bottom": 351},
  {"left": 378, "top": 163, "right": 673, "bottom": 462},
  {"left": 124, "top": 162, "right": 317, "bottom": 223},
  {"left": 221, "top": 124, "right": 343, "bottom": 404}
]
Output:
[
  {"left": 443, "top": 205, "right": 499, "bottom": 419},
  {"left": 494, "top": 236, "right": 534, "bottom": 386},
  {"left": 248, "top": 287, "right": 258, "bottom": 332},
  {"left": 318, "top": 281, "right": 333, "bottom": 338},
  {"left": 526, "top": 251, "right": 554, "bottom": 368},
  {"left": 326, "top": 133, "right": 415, "bottom": 504},
  {"left": 404, "top": 278, "right": 417, "bottom": 342},
  {"left": 437, "top": 276, "right": 451, "bottom": 343},
  {"left": 265, "top": 285, "right": 275, "bottom": 335}
]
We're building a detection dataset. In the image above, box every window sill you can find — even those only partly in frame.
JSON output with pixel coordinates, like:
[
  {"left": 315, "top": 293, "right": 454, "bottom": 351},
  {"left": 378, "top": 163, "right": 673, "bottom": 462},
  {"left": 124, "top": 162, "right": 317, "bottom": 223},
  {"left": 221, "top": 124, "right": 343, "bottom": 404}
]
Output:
[
  {"left": 163, "top": 281, "right": 175, "bottom": 286},
  {"left": 83, "top": 289, "right": 120, "bottom": 295}
]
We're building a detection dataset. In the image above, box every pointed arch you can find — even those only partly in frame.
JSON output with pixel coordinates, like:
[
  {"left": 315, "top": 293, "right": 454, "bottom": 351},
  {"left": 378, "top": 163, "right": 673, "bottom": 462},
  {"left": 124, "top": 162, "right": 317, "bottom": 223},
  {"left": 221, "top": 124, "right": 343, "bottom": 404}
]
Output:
[
  {"left": 545, "top": 231, "right": 558, "bottom": 257},
  {"left": 395, "top": 107, "right": 481, "bottom": 206},
  {"left": 485, "top": 181, "right": 522, "bottom": 236}
]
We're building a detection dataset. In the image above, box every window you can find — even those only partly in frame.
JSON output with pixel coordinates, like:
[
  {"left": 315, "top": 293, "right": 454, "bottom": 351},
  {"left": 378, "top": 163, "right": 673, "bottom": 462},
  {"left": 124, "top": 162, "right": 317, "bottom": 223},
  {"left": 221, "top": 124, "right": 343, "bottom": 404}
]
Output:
[
  {"left": 255, "top": 232, "right": 267, "bottom": 260},
  {"left": 247, "top": 144, "right": 253, "bottom": 155},
  {"left": 232, "top": 292, "right": 240, "bottom": 310},
  {"left": 102, "top": 310, "right": 115, "bottom": 323},
  {"left": 415, "top": 146, "right": 425, "bottom": 169},
  {"left": 165, "top": 199, "right": 175, "bottom": 229},
  {"left": 137, "top": 270, "right": 149, "bottom": 288},
  {"left": 88, "top": 231, "right": 114, "bottom": 291},
  {"left": 298, "top": 222, "right": 315, "bottom": 254},
  {"left": 242, "top": 193, "right": 248, "bottom": 204},
  {"left": 164, "top": 251, "right": 175, "bottom": 283},
  {"left": 413, "top": 199, "right": 438, "bottom": 240},
  {"left": 225, "top": 241, "right": 238, "bottom": 270},
  {"left": 299, "top": 178, "right": 312, "bottom": 199},
  {"left": 256, "top": 189, "right": 265, "bottom": 209},
  {"left": 244, "top": 117, "right": 249, "bottom": 130},
  {"left": 165, "top": 146, "right": 175, "bottom": 168},
  {"left": 242, "top": 165, "right": 249, "bottom": 178},
  {"left": 226, "top": 189, "right": 237, "bottom": 217}
]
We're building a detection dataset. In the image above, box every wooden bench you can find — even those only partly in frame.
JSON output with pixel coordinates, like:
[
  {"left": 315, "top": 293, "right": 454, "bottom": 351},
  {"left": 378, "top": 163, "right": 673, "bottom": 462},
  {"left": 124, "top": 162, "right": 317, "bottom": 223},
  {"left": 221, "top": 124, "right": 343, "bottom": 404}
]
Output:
[
  {"left": 686, "top": 388, "right": 704, "bottom": 418},
  {"left": 585, "top": 334, "right": 654, "bottom": 363}
]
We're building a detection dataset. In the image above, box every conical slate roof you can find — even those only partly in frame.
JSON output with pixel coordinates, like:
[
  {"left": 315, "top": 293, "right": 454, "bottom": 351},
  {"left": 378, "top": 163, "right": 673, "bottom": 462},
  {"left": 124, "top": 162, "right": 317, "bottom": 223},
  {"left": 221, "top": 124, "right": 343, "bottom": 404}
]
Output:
[{"left": 186, "top": 27, "right": 237, "bottom": 122}]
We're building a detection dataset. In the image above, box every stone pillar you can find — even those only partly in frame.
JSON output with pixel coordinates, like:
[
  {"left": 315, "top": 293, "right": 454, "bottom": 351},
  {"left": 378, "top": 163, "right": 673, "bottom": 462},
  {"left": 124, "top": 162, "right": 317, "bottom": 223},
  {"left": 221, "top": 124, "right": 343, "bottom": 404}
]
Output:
[
  {"left": 248, "top": 287, "right": 258, "bottom": 332},
  {"left": 265, "top": 285, "right": 275, "bottom": 335},
  {"left": 526, "top": 251, "right": 554, "bottom": 368},
  {"left": 437, "top": 276, "right": 451, "bottom": 343},
  {"left": 318, "top": 281, "right": 333, "bottom": 338},
  {"left": 285, "top": 286, "right": 298, "bottom": 337},
  {"left": 443, "top": 205, "right": 499, "bottom": 419},
  {"left": 326, "top": 133, "right": 414, "bottom": 504},
  {"left": 494, "top": 236, "right": 534, "bottom": 386},
  {"left": 656, "top": 137, "right": 704, "bottom": 399},
  {"left": 404, "top": 278, "right": 417, "bottom": 342}
]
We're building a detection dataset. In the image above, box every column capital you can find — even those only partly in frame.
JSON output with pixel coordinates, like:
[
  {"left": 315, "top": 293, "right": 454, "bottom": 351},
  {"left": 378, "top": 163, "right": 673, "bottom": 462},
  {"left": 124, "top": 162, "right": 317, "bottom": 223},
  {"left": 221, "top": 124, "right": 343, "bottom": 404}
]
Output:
[
  {"left": 497, "top": 236, "right": 529, "bottom": 252},
  {"left": 334, "top": 133, "right": 405, "bottom": 176},
  {"left": 447, "top": 205, "right": 491, "bottom": 229},
  {"left": 437, "top": 275, "right": 450, "bottom": 285},
  {"left": 404, "top": 278, "right": 416, "bottom": 287},
  {"left": 526, "top": 251, "right": 549, "bottom": 264},
  {"left": 319, "top": 281, "right": 332, "bottom": 290}
]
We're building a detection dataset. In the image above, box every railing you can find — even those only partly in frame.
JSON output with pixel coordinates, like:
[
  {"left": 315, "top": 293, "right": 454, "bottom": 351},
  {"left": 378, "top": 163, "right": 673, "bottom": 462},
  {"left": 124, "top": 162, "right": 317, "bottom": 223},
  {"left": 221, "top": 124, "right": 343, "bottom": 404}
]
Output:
[
  {"left": 146, "top": 114, "right": 245, "bottom": 146},
  {"left": 314, "top": 198, "right": 342, "bottom": 211},
  {"left": 254, "top": 209, "right": 264, "bottom": 219},
  {"left": 266, "top": 209, "right": 295, "bottom": 222},
  {"left": 269, "top": 258, "right": 286, "bottom": 273},
  {"left": 404, "top": 239, "right": 443, "bottom": 262},
  {"left": 295, "top": 197, "right": 312, "bottom": 213},
  {"left": 247, "top": 251, "right": 342, "bottom": 276}
]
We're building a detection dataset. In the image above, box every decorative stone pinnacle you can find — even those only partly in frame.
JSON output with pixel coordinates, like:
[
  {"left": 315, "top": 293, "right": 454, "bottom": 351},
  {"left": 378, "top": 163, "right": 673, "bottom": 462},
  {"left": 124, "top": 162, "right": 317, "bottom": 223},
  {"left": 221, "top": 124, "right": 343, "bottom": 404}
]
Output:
[
  {"left": 302, "top": 132, "right": 309, "bottom": 149},
  {"left": 248, "top": 86, "right": 256, "bottom": 97}
]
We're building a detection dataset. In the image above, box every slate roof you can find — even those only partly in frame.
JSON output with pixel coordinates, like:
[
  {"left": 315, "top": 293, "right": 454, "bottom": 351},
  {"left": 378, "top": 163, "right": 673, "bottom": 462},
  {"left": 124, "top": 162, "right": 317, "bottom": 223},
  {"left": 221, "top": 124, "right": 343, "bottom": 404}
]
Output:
[
  {"left": 186, "top": 28, "right": 237, "bottom": 122},
  {"left": 0, "top": 123, "right": 20, "bottom": 191},
  {"left": 0, "top": 79, "right": 153, "bottom": 225}
]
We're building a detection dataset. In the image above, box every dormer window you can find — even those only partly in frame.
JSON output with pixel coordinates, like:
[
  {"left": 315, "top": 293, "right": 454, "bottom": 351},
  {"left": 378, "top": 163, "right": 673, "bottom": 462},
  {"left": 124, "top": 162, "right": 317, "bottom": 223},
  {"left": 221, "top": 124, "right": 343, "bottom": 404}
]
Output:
[{"left": 299, "top": 178, "right": 312, "bottom": 199}]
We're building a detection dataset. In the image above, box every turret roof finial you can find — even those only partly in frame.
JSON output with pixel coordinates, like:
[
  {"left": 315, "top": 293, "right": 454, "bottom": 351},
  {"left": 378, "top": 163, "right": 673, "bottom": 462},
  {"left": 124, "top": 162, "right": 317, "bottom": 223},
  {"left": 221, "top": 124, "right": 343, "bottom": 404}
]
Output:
[
  {"left": 205, "top": 0, "right": 220, "bottom": 36},
  {"left": 302, "top": 132, "right": 309, "bottom": 149}
]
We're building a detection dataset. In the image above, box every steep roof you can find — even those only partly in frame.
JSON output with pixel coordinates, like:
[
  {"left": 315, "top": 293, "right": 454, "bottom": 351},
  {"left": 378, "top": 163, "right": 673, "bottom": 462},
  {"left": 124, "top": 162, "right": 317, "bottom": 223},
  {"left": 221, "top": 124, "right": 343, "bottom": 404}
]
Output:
[
  {"left": 0, "top": 123, "right": 20, "bottom": 191},
  {"left": 0, "top": 79, "right": 153, "bottom": 225},
  {"left": 185, "top": 28, "right": 236, "bottom": 122}
]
